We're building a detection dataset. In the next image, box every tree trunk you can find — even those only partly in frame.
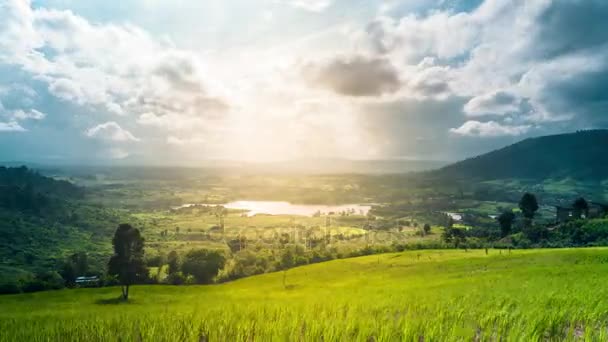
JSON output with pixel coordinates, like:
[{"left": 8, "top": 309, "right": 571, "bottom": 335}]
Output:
[
  {"left": 121, "top": 285, "right": 129, "bottom": 300},
  {"left": 283, "top": 270, "right": 287, "bottom": 289}
]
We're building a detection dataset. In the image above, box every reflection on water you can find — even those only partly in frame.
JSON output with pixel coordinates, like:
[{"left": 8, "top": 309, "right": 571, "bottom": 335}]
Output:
[{"left": 178, "top": 200, "right": 372, "bottom": 217}]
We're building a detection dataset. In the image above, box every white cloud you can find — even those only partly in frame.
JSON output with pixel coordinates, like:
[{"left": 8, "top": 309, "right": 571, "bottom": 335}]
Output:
[
  {"left": 450, "top": 120, "right": 531, "bottom": 137},
  {"left": 464, "top": 90, "right": 521, "bottom": 116},
  {"left": 0, "top": 120, "right": 26, "bottom": 132},
  {"left": 2, "top": 0, "right": 608, "bottom": 162},
  {"left": 85, "top": 122, "right": 140, "bottom": 142},
  {"left": 286, "top": 0, "right": 333, "bottom": 12},
  {"left": 11, "top": 109, "right": 46, "bottom": 120},
  {"left": 1, "top": 0, "right": 228, "bottom": 123}
]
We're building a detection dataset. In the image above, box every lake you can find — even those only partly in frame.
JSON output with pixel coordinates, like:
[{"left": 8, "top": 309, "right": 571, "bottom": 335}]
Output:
[{"left": 178, "top": 200, "right": 372, "bottom": 217}]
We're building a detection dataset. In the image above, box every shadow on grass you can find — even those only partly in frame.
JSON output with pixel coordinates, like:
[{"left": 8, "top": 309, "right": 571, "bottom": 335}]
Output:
[{"left": 95, "top": 297, "right": 134, "bottom": 305}]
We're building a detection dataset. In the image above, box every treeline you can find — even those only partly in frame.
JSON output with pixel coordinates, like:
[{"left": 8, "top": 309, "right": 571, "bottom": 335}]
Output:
[
  {"left": 440, "top": 193, "right": 608, "bottom": 248},
  {"left": 0, "top": 222, "right": 444, "bottom": 295}
]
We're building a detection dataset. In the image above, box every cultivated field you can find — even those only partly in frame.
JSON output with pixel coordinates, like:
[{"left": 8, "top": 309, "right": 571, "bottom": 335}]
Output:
[{"left": 2, "top": 248, "right": 608, "bottom": 341}]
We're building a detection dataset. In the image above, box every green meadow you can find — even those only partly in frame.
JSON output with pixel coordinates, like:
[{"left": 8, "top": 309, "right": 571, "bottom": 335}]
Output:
[{"left": 3, "top": 248, "right": 608, "bottom": 341}]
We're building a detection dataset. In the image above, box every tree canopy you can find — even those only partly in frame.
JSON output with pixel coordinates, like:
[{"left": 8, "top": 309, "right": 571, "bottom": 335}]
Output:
[
  {"left": 519, "top": 193, "right": 539, "bottom": 219},
  {"left": 497, "top": 211, "right": 516, "bottom": 237},
  {"left": 182, "top": 249, "right": 226, "bottom": 284},
  {"left": 108, "top": 224, "right": 147, "bottom": 300}
]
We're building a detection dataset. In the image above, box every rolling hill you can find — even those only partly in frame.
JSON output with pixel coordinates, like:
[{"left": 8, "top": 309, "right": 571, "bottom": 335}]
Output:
[
  {"left": 2, "top": 248, "right": 608, "bottom": 340},
  {"left": 431, "top": 130, "right": 608, "bottom": 180}
]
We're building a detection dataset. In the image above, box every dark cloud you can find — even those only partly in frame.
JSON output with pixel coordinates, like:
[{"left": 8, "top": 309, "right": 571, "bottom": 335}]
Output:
[
  {"left": 534, "top": 0, "right": 608, "bottom": 59},
  {"left": 306, "top": 56, "right": 401, "bottom": 96},
  {"left": 540, "top": 68, "right": 608, "bottom": 127}
]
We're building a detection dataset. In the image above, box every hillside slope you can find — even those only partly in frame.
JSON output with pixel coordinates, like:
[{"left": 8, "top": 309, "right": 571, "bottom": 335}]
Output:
[
  {"left": 2, "top": 248, "right": 608, "bottom": 340},
  {"left": 0, "top": 166, "right": 131, "bottom": 279},
  {"left": 431, "top": 130, "right": 608, "bottom": 180}
]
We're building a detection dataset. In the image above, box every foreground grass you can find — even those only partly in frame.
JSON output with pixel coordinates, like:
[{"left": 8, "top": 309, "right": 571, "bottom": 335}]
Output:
[{"left": 3, "top": 248, "right": 608, "bottom": 341}]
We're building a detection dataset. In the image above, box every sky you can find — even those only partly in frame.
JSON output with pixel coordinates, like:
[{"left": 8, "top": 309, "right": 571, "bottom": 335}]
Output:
[{"left": 0, "top": 0, "right": 607, "bottom": 165}]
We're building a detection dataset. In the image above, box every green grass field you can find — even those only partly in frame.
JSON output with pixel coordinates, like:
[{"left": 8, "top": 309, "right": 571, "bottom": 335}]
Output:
[{"left": 3, "top": 248, "right": 608, "bottom": 341}]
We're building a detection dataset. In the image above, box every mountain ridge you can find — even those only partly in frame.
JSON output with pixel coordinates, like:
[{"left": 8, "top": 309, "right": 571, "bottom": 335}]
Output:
[{"left": 429, "top": 129, "right": 608, "bottom": 180}]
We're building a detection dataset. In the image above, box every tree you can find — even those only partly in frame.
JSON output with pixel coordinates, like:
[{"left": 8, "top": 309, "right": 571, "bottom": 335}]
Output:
[
  {"left": 446, "top": 215, "right": 455, "bottom": 229},
  {"left": 522, "top": 224, "right": 548, "bottom": 243},
  {"left": 519, "top": 193, "right": 539, "bottom": 219},
  {"left": 441, "top": 226, "right": 453, "bottom": 243},
  {"left": 60, "top": 252, "right": 88, "bottom": 286},
  {"left": 108, "top": 224, "right": 147, "bottom": 300},
  {"left": 182, "top": 249, "right": 226, "bottom": 284},
  {"left": 572, "top": 197, "right": 589, "bottom": 219},
  {"left": 497, "top": 211, "right": 516, "bottom": 237},
  {"left": 280, "top": 248, "right": 296, "bottom": 288},
  {"left": 423, "top": 224, "right": 431, "bottom": 235},
  {"left": 167, "top": 250, "right": 180, "bottom": 275},
  {"left": 451, "top": 228, "right": 466, "bottom": 249}
]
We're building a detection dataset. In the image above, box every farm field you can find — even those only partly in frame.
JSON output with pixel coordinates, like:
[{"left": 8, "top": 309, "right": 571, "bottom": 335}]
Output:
[{"left": 3, "top": 248, "right": 608, "bottom": 341}]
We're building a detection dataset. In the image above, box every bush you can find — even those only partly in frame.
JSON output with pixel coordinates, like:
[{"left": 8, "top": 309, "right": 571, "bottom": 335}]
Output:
[
  {"left": 165, "top": 272, "right": 187, "bottom": 285},
  {"left": 21, "top": 271, "right": 65, "bottom": 293},
  {"left": 182, "top": 249, "right": 226, "bottom": 284},
  {"left": 0, "top": 281, "right": 21, "bottom": 294}
]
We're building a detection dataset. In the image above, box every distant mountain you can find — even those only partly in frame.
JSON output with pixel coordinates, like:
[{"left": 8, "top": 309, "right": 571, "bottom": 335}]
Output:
[{"left": 430, "top": 130, "right": 608, "bottom": 180}]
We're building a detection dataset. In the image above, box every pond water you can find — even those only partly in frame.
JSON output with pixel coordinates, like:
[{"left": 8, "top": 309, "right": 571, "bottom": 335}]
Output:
[{"left": 178, "top": 200, "right": 372, "bottom": 217}]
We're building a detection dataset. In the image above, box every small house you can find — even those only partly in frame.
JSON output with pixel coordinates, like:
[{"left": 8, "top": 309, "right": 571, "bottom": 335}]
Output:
[
  {"left": 555, "top": 201, "right": 608, "bottom": 223},
  {"left": 75, "top": 276, "right": 100, "bottom": 287}
]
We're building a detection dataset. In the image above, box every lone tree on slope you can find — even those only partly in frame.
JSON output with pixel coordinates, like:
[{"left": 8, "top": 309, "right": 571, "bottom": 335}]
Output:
[
  {"left": 497, "top": 211, "right": 516, "bottom": 237},
  {"left": 423, "top": 223, "right": 431, "bottom": 235},
  {"left": 572, "top": 197, "right": 589, "bottom": 219},
  {"left": 519, "top": 193, "right": 539, "bottom": 220},
  {"left": 108, "top": 224, "right": 147, "bottom": 300}
]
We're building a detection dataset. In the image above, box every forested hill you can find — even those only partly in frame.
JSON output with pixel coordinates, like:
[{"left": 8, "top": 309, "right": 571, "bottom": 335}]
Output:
[
  {"left": 430, "top": 130, "right": 608, "bottom": 181},
  {"left": 0, "top": 166, "right": 131, "bottom": 286},
  {"left": 0, "top": 166, "right": 84, "bottom": 213}
]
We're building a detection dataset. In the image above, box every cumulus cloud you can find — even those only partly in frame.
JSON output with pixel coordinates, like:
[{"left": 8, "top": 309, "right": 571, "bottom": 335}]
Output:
[
  {"left": 305, "top": 55, "right": 401, "bottom": 96},
  {"left": 0, "top": 120, "right": 26, "bottom": 132},
  {"left": 450, "top": 120, "right": 531, "bottom": 137},
  {"left": 407, "top": 64, "right": 452, "bottom": 99},
  {"left": 85, "top": 122, "right": 140, "bottom": 142},
  {"left": 0, "top": 91, "right": 45, "bottom": 132},
  {"left": 2, "top": 0, "right": 608, "bottom": 162},
  {"left": 350, "top": 0, "right": 608, "bottom": 136},
  {"left": 11, "top": 109, "right": 45, "bottom": 120},
  {"left": 464, "top": 90, "right": 521, "bottom": 116},
  {"left": 0, "top": 0, "right": 229, "bottom": 128}
]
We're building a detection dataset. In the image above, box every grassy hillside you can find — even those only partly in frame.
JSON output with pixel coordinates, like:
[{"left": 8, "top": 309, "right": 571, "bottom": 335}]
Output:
[
  {"left": 3, "top": 248, "right": 608, "bottom": 341},
  {"left": 431, "top": 130, "right": 608, "bottom": 180}
]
